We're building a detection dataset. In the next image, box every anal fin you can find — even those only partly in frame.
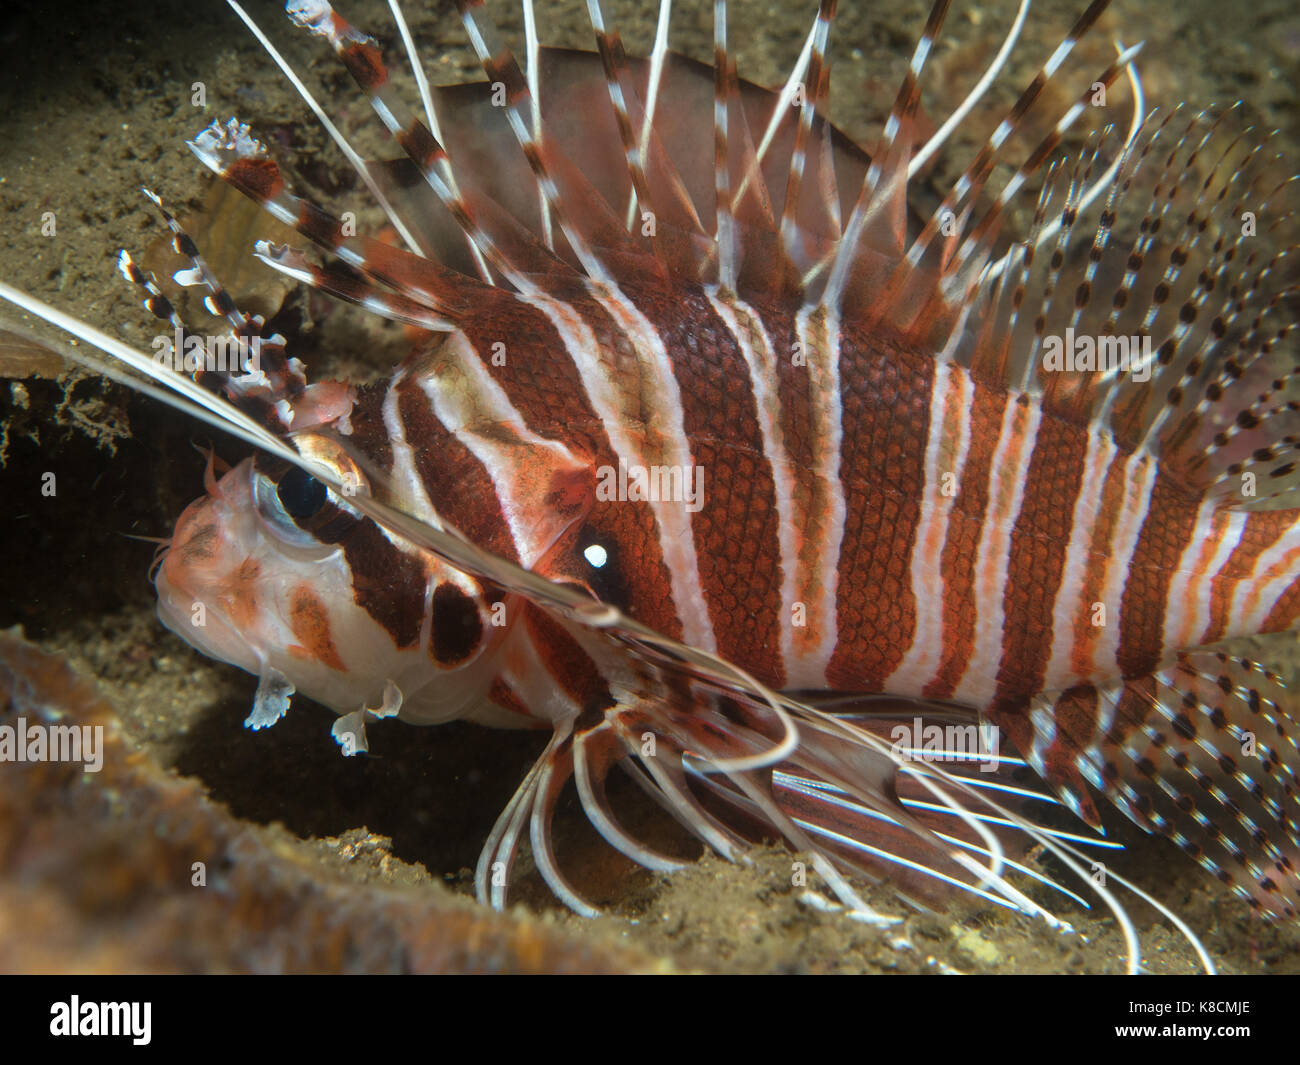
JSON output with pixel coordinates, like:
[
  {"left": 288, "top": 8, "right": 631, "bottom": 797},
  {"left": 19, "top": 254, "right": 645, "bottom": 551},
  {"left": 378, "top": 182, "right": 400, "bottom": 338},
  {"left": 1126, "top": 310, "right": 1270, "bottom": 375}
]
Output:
[{"left": 1014, "top": 653, "right": 1300, "bottom": 919}]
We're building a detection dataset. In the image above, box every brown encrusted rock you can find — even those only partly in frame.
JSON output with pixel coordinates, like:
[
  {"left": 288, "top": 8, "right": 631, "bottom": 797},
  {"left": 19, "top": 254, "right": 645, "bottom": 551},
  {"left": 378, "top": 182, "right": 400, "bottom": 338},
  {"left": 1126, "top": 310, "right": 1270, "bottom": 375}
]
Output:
[{"left": 0, "top": 628, "right": 664, "bottom": 973}]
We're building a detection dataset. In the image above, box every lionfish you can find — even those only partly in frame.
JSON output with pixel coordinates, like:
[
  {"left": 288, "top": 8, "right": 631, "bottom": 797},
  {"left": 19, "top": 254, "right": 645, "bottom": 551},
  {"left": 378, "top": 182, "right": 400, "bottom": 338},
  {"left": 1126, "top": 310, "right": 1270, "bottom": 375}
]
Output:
[{"left": 2, "top": 0, "right": 1298, "bottom": 974}]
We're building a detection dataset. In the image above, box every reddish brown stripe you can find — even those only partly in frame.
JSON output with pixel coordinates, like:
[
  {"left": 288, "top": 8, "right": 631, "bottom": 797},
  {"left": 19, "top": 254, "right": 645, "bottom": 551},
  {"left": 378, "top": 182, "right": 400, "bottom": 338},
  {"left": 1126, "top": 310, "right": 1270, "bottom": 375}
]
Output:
[
  {"left": 1067, "top": 0, "right": 1113, "bottom": 44},
  {"left": 924, "top": 383, "right": 1008, "bottom": 699},
  {"left": 297, "top": 200, "right": 347, "bottom": 250},
  {"left": 482, "top": 52, "right": 528, "bottom": 106},
  {"left": 394, "top": 373, "right": 518, "bottom": 564},
  {"left": 223, "top": 157, "right": 284, "bottom": 203},
  {"left": 300, "top": 496, "right": 362, "bottom": 545},
  {"left": 622, "top": 280, "right": 784, "bottom": 686},
  {"left": 991, "top": 413, "right": 1089, "bottom": 711},
  {"left": 340, "top": 38, "right": 388, "bottom": 93},
  {"left": 459, "top": 293, "right": 683, "bottom": 640},
  {"left": 1202, "top": 509, "right": 1295, "bottom": 644},
  {"left": 1106, "top": 676, "right": 1159, "bottom": 750},
  {"left": 1118, "top": 470, "right": 1201, "bottom": 678},
  {"left": 396, "top": 119, "right": 445, "bottom": 172},
  {"left": 1046, "top": 683, "right": 1103, "bottom": 759},
  {"left": 429, "top": 582, "right": 483, "bottom": 665},
  {"left": 1040, "top": 683, "right": 1104, "bottom": 826},
  {"left": 827, "top": 327, "right": 934, "bottom": 689},
  {"left": 1070, "top": 448, "right": 1129, "bottom": 677},
  {"left": 287, "top": 583, "right": 346, "bottom": 670},
  {"left": 345, "top": 239, "right": 477, "bottom": 312},
  {"left": 1263, "top": 572, "right": 1300, "bottom": 632},
  {"left": 305, "top": 260, "right": 375, "bottom": 306},
  {"left": 458, "top": 294, "right": 607, "bottom": 445},
  {"left": 919, "top": 0, "right": 953, "bottom": 42},
  {"left": 316, "top": 519, "right": 426, "bottom": 649},
  {"left": 757, "top": 298, "right": 845, "bottom": 665},
  {"left": 521, "top": 604, "right": 611, "bottom": 711}
]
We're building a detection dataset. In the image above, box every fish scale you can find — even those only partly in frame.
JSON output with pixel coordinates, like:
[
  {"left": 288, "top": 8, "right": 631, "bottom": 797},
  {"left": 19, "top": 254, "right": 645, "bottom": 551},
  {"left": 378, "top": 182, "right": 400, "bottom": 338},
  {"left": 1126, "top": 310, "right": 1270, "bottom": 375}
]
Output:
[{"left": 1, "top": 0, "right": 1297, "bottom": 971}]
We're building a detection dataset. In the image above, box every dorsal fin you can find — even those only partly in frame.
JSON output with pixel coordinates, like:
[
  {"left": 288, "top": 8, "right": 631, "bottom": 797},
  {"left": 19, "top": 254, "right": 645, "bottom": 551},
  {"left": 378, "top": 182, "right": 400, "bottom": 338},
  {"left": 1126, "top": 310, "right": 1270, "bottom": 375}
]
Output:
[
  {"left": 188, "top": 119, "right": 488, "bottom": 317},
  {"left": 246, "top": 0, "right": 899, "bottom": 302},
  {"left": 957, "top": 109, "right": 1300, "bottom": 510}
]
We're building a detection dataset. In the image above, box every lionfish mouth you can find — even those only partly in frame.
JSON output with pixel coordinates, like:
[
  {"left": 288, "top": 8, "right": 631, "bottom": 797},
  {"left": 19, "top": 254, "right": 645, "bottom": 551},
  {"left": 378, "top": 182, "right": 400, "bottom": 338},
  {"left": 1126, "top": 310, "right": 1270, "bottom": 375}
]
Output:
[
  {"left": 151, "top": 460, "right": 274, "bottom": 675},
  {"left": 0, "top": 0, "right": 1297, "bottom": 977}
]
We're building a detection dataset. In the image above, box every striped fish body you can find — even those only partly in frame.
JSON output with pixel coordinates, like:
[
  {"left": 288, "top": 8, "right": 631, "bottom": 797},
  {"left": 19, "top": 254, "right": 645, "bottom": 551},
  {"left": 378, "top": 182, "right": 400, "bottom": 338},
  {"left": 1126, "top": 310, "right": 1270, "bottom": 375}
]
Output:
[
  {"left": 174, "top": 250, "right": 1300, "bottom": 890},
  {"left": 8, "top": 0, "right": 1298, "bottom": 950},
  {"left": 355, "top": 277, "right": 1299, "bottom": 707}
]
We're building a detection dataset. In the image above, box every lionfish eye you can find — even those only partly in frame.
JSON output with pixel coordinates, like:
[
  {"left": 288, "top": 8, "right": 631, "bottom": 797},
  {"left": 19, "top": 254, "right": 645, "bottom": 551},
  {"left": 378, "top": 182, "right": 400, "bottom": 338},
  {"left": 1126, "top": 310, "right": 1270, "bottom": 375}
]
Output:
[
  {"left": 253, "top": 467, "right": 329, "bottom": 549},
  {"left": 276, "top": 466, "right": 328, "bottom": 520},
  {"left": 576, "top": 529, "right": 629, "bottom": 609}
]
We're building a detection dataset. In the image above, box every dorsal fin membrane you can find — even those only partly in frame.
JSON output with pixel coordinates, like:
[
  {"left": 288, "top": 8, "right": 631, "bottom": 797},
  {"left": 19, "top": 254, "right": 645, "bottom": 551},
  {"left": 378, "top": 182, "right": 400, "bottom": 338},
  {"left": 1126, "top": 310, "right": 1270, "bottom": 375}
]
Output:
[
  {"left": 723, "top": 48, "right": 806, "bottom": 298},
  {"left": 862, "top": 9, "right": 1132, "bottom": 346},
  {"left": 282, "top": 0, "right": 881, "bottom": 298},
  {"left": 777, "top": 1, "right": 836, "bottom": 253},
  {"left": 425, "top": 53, "right": 709, "bottom": 282},
  {"left": 820, "top": 0, "right": 952, "bottom": 318},
  {"left": 962, "top": 109, "right": 1299, "bottom": 508}
]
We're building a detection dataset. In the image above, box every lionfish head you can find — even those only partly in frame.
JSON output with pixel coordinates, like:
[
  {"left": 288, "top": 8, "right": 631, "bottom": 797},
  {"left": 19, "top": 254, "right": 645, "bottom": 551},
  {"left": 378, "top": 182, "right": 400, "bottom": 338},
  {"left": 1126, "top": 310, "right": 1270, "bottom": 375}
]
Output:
[{"left": 155, "top": 399, "right": 504, "bottom": 734}]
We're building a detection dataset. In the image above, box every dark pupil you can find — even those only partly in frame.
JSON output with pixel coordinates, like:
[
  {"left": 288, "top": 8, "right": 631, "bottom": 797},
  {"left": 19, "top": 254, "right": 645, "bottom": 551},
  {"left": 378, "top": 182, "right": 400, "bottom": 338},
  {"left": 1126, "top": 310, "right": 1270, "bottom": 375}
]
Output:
[
  {"left": 578, "top": 531, "right": 630, "bottom": 610},
  {"left": 276, "top": 466, "right": 328, "bottom": 519}
]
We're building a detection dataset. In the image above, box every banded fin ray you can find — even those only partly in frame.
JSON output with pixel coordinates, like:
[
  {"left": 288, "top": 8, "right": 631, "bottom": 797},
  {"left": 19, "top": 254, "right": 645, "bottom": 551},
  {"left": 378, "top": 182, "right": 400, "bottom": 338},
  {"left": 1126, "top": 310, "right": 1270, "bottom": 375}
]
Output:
[
  {"left": 1022, "top": 652, "right": 1300, "bottom": 918},
  {"left": 955, "top": 109, "right": 1300, "bottom": 509}
]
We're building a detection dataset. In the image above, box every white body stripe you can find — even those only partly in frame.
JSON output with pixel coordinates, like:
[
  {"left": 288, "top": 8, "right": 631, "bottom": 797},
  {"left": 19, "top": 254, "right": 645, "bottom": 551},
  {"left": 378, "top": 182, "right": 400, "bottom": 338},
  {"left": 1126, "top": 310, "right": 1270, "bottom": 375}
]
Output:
[
  {"left": 1043, "top": 427, "right": 1114, "bottom": 689},
  {"left": 1234, "top": 533, "right": 1300, "bottom": 633},
  {"left": 523, "top": 287, "right": 718, "bottom": 652},
  {"left": 382, "top": 366, "right": 445, "bottom": 528},
  {"left": 795, "top": 305, "right": 846, "bottom": 687},
  {"left": 889, "top": 361, "right": 971, "bottom": 695},
  {"left": 419, "top": 330, "right": 588, "bottom": 568},
  {"left": 704, "top": 289, "right": 801, "bottom": 678},
  {"left": 1089, "top": 451, "right": 1158, "bottom": 678},
  {"left": 1164, "top": 501, "right": 1241, "bottom": 652},
  {"left": 589, "top": 284, "right": 719, "bottom": 652},
  {"left": 951, "top": 397, "right": 1041, "bottom": 706}
]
